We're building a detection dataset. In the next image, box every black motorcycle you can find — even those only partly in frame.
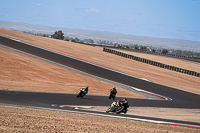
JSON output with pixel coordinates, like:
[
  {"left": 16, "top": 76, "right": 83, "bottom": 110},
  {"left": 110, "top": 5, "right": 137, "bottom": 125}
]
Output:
[
  {"left": 116, "top": 101, "right": 129, "bottom": 114},
  {"left": 76, "top": 90, "right": 86, "bottom": 98},
  {"left": 109, "top": 92, "right": 116, "bottom": 99}
]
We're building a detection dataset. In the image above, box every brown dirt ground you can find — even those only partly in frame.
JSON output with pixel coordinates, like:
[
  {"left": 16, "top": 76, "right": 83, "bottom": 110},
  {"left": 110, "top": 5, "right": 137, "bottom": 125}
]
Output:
[
  {"left": 0, "top": 106, "right": 199, "bottom": 133},
  {"left": 0, "top": 28, "right": 200, "bottom": 132}
]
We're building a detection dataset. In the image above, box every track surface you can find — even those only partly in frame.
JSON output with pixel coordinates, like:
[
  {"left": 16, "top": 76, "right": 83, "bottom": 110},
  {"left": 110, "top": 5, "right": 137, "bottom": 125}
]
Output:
[
  {"left": 0, "top": 35, "right": 200, "bottom": 127},
  {"left": 0, "top": 90, "right": 200, "bottom": 127}
]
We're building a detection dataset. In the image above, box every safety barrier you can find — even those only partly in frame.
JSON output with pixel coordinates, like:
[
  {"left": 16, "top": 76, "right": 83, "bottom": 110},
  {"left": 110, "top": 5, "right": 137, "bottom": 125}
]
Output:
[
  {"left": 81, "top": 43, "right": 200, "bottom": 62},
  {"left": 103, "top": 48, "right": 200, "bottom": 78}
]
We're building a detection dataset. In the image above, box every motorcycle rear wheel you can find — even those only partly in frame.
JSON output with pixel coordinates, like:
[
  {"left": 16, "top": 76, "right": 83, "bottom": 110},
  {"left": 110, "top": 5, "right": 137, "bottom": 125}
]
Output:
[{"left": 116, "top": 106, "right": 124, "bottom": 114}]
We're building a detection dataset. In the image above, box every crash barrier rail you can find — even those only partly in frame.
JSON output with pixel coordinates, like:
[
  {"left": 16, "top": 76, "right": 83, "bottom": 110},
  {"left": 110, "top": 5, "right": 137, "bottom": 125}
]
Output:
[
  {"left": 81, "top": 43, "right": 200, "bottom": 63},
  {"left": 103, "top": 48, "right": 200, "bottom": 78}
]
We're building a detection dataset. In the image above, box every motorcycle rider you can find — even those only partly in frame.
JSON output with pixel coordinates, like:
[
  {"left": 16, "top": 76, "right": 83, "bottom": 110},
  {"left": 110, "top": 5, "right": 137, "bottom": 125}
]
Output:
[
  {"left": 115, "top": 98, "right": 129, "bottom": 114},
  {"left": 110, "top": 87, "right": 117, "bottom": 94},
  {"left": 107, "top": 99, "right": 129, "bottom": 113},
  {"left": 81, "top": 86, "right": 88, "bottom": 94},
  {"left": 109, "top": 87, "right": 117, "bottom": 99},
  {"left": 119, "top": 99, "right": 129, "bottom": 107}
]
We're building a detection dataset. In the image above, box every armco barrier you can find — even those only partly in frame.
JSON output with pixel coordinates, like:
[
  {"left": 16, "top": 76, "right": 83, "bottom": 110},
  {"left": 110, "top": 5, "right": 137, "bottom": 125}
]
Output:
[
  {"left": 190, "top": 71, "right": 194, "bottom": 76},
  {"left": 183, "top": 69, "right": 186, "bottom": 73},
  {"left": 169, "top": 66, "right": 172, "bottom": 70},
  {"left": 194, "top": 72, "right": 197, "bottom": 76},
  {"left": 103, "top": 48, "right": 199, "bottom": 78},
  {"left": 186, "top": 70, "right": 190, "bottom": 74},
  {"left": 173, "top": 67, "right": 177, "bottom": 71},
  {"left": 103, "top": 47, "right": 200, "bottom": 63},
  {"left": 157, "top": 62, "right": 161, "bottom": 67}
]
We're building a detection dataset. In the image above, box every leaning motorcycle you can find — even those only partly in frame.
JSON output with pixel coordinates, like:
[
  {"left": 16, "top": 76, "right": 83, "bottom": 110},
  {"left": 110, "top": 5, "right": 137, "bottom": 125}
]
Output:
[
  {"left": 106, "top": 101, "right": 118, "bottom": 113},
  {"left": 106, "top": 105, "right": 117, "bottom": 113},
  {"left": 116, "top": 101, "right": 129, "bottom": 114},
  {"left": 76, "top": 90, "right": 86, "bottom": 98}
]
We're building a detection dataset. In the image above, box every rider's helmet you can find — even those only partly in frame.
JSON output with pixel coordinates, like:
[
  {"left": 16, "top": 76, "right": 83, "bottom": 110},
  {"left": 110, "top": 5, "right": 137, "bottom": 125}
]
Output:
[
  {"left": 111, "top": 87, "right": 116, "bottom": 92},
  {"left": 122, "top": 99, "right": 128, "bottom": 103},
  {"left": 121, "top": 99, "right": 125, "bottom": 102}
]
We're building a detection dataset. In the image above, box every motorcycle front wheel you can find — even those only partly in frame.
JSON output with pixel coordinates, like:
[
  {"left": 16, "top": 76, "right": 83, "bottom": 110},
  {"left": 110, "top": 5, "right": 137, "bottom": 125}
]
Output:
[{"left": 106, "top": 107, "right": 111, "bottom": 113}]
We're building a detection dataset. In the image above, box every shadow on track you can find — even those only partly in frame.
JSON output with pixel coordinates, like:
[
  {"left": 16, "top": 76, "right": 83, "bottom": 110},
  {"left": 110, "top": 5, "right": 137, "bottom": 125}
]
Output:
[{"left": 76, "top": 97, "right": 98, "bottom": 101}]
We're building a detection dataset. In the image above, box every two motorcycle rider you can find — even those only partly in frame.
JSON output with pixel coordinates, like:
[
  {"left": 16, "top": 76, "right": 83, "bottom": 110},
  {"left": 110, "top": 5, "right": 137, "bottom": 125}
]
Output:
[
  {"left": 107, "top": 98, "right": 129, "bottom": 114},
  {"left": 112, "top": 99, "right": 129, "bottom": 107},
  {"left": 78, "top": 86, "right": 116, "bottom": 98}
]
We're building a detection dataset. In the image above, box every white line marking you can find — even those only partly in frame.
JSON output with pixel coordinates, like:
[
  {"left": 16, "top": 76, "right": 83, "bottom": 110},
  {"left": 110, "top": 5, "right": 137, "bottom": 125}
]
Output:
[
  {"left": 57, "top": 105, "right": 93, "bottom": 109},
  {"left": 131, "top": 87, "right": 172, "bottom": 101},
  {"left": 10, "top": 38, "right": 21, "bottom": 42}
]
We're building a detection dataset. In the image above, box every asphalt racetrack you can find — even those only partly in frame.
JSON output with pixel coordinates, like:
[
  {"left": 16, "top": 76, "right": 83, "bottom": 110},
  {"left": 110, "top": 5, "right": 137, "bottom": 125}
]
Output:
[{"left": 0, "top": 35, "right": 200, "bottom": 127}]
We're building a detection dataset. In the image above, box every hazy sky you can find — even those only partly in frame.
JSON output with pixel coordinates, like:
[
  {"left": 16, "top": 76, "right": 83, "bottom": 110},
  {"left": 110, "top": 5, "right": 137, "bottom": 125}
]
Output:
[{"left": 0, "top": 0, "right": 200, "bottom": 41}]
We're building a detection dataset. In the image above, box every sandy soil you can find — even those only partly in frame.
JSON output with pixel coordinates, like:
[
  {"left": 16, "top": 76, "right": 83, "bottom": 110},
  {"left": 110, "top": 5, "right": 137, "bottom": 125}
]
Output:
[
  {"left": 0, "top": 28, "right": 199, "bottom": 95},
  {"left": 0, "top": 106, "right": 199, "bottom": 133}
]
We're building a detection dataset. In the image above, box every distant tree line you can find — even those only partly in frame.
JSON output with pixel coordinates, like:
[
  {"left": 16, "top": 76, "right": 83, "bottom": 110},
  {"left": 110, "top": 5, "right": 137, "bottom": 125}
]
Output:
[
  {"left": 171, "top": 50, "right": 200, "bottom": 57},
  {"left": 23, "top": 31, "right": 51, "bottom": 37},
  {"left": 51, "top": 30, "right": 64, "bottom": 40},
  {"left": 49, "top": 30, "right": 200, "bottom": 58}
]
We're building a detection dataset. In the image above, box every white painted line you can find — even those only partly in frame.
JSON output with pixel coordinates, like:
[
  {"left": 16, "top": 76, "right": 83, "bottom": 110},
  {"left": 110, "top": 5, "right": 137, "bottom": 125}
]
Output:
[
  {"left": 10, "top": 38, "right": 21, "bottom": 42},
  {"left": 162, "top": 122, "right": 200, "bottom": 128},
  {"left": 139, "top": 78, "right": 151, "bottom": 82},
  {"left": 131, "top": 87, "right": 172, "bottom": 101},
  {"left": 56, "top": 105, "right": 93, "bottom": 109}
]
